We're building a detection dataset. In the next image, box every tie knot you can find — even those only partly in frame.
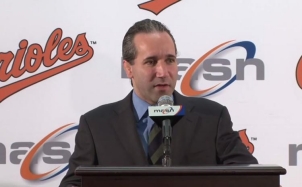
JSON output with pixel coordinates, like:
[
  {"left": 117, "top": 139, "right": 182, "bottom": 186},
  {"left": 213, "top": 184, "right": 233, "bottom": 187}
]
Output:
[
  {"left": 142, "top": 110, "right": 148, "bottom": 118},
  {"left": 140, "top": 110, "right": 148, "bottom": 123}
]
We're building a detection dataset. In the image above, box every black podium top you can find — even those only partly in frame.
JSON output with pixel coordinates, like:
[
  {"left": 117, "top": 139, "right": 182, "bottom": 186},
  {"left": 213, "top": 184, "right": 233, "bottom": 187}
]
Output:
[{"left": 75, "top": 164, "right": 286, "bottom": 176}]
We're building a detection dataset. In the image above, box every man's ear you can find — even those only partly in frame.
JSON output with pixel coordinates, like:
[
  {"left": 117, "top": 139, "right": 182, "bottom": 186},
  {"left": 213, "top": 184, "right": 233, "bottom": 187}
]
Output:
[{"left": 123, "top": 60, "right": 133, "bottom": 78}]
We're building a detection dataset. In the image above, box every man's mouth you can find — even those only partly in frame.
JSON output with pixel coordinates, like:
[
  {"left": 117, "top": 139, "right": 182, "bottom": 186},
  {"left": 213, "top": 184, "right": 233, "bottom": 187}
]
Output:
[
  {"left": 155, "top": 84, "right": 169, "bottom": 87},
  {"left": 154, "top": 84, "right": 170, "bottom": 90}
]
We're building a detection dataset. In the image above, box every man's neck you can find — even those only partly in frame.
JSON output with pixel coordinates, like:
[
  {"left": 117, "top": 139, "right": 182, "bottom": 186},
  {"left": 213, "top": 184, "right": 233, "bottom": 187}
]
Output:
[{"left": 132, "top": 89, "right": 156, "bottom": 105}]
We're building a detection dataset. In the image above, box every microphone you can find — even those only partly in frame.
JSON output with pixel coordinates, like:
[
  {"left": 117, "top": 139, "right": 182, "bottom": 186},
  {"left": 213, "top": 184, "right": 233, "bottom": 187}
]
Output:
[
  {"left": 148, "top": 95, "right": 185, "bottom": 166},
  {"left": 157, "top": 95, "right": 174, "bottom": 106}
]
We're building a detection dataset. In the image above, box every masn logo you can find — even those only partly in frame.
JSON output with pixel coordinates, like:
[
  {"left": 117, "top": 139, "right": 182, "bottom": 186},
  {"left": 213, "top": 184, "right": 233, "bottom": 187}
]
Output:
[
  {"left": 0, "top": 28, "right": 94, "bottom": 103},
  {"left": 0, "top": 124, "right": 78, "bottom": 181},
  {"left": 121, "top": 40, "right": 265, "bottom": 97},
  {"left": 154, "top": 107, "right": 174, "bottom": 114}
]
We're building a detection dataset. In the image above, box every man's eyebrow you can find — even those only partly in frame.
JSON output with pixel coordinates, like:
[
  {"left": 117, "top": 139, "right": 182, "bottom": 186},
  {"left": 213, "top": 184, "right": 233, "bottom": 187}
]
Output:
[
  {"left": 166, "top": 54, "right": 176, "bottom": 58},
  {"left": 144, "top": 56, "right": 157, "bottom": 60},
  {"left": 143, "top": 54, "right": 176, "bottom": 60}
]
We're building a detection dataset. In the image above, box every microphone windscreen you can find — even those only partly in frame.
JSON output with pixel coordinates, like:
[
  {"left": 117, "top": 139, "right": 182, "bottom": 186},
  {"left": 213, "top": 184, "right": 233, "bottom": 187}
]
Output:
[{"left": 157, "top": 95, "right": 173, "bottom": 106}]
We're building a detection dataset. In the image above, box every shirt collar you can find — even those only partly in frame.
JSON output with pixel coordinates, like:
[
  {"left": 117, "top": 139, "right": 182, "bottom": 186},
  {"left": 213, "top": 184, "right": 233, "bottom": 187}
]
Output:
[{"left": 132, "top": 91, "right": 151, "bottom": 121}]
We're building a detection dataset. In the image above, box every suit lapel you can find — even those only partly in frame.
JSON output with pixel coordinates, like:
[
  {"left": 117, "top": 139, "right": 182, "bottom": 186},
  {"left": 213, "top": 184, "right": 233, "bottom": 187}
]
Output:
[
  {"left": 171, "top": 91, "right": 200, "bottom": 165},
  {"left": 110, "top": 91, "right": 148, "bottom": 165}
]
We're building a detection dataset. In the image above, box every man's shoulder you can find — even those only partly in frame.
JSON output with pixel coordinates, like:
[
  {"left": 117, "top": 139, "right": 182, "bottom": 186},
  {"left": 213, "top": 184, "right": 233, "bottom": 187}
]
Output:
[
  {"left": 187, "top": 96, "right": 224, "bottom": 107},
  {"left": 82, "top": 99, "right": 124, "bottom": 120},
  {"left": 180, "top": 95, "right": 226, "bottom": 114},
  {"left": 83, "top": 91, "right": 133, "bottom": 119}
]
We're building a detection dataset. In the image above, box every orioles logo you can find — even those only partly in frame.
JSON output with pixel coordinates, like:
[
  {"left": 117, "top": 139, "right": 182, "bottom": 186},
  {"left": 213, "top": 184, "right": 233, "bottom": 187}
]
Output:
[
  {"left": 138, "top": 0, "right": 181, "bottom": 15},
  {"left": 238, "top": 129, "right": 254, "bottom": 154},
  {"left": 0, "top": 28, "right": 94, "bottom": 103},
  {"left": 296, "top": 56, "right": 302, "bottom": 89}
]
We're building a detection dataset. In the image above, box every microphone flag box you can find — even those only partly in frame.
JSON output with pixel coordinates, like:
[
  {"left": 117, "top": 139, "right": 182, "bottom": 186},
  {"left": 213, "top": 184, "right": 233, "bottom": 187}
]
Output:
[{"left": 148, "top": 105, "right": 185, "bottom": 126}]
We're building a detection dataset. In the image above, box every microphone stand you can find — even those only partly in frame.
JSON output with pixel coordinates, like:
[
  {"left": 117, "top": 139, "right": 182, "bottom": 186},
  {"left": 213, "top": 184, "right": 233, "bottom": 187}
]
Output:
[{"left": 162, "top": 119, "right": 172, "bottom": 167}]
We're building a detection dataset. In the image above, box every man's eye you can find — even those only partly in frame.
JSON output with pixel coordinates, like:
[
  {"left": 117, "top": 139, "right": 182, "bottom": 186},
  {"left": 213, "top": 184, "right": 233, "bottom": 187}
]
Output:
[
  {"left": 167, "top": 58, "right": 175, "bottom": 63},
  {"left": 146, "top": 60, "right": 155, "bottom": 65}
]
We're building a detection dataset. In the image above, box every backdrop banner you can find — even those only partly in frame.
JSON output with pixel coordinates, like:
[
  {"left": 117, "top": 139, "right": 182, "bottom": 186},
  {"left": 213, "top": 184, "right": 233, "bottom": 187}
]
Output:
[{"left": 1, "top": 0, "right": 302, "bottom": 186}]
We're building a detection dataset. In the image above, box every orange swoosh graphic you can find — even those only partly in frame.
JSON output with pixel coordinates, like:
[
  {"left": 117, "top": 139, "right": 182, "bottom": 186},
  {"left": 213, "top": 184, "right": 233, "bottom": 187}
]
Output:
[
  {"left": 180, "top": 40, "right": 234, "bottom": 96},
  {"left": 138, "top": 0, "right": 181, "bottom": 15},
  {"left": 20, "top": 124, "right": 72, "bottom": 180},
  {"left": 296, "top": 56, "right": 302, "bottom": 89}
]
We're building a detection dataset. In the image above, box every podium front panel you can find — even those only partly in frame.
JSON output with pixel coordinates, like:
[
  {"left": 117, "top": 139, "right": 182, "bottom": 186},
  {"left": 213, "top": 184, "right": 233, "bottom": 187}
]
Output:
[{"left": 81, "top": 175, "right": 279, "bottom": 187}]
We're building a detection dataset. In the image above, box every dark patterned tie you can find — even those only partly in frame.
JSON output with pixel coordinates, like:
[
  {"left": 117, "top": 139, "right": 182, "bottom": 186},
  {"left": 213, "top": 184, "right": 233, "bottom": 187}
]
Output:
[{"left": 148, "top": 123, "right": 163, "bottom": 165}]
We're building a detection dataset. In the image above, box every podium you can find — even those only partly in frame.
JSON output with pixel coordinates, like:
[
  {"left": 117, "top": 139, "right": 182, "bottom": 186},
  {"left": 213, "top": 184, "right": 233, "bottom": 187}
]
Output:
[{"left": 75, "top": 165, "right": 286, "bottom": 187}]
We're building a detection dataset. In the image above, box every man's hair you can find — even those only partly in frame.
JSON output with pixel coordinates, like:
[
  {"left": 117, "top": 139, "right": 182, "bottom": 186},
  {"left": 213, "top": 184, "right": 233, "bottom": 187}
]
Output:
[{"left": 122, "top": 19, "right": 178, "bottom": 65}]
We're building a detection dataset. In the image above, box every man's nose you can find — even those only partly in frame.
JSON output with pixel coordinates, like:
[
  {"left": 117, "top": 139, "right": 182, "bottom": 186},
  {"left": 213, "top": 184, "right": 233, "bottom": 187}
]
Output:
[{"left": 155, "top": 62, "right": 169, "bottom": 77}]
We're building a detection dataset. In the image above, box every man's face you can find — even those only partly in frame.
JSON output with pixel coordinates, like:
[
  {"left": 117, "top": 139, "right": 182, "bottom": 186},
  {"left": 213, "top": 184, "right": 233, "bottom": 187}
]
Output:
[{"left": 123, "top": 32, "right": 178, "bottom": 105}]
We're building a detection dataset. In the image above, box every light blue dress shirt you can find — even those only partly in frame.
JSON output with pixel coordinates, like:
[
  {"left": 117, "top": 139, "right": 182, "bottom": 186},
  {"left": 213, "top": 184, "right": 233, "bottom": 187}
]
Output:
[{"left": 132, "top": 91, "right": 155, "bottom": 156}]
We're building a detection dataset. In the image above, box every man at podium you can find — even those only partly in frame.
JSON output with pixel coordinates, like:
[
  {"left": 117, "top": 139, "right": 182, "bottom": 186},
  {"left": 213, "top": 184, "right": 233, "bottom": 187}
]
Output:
[{"left": 59, "top": 19, "right": 258, "bottom": 187}]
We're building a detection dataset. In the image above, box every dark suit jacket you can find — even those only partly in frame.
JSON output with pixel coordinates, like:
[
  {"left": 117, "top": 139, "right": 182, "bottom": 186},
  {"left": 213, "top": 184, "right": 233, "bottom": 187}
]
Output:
[{"left": 59, "top": 90, "right": 258, "bottom": 187}]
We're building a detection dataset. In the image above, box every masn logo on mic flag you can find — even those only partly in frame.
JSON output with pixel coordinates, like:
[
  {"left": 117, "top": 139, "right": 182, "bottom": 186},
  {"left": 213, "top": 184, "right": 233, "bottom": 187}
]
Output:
[{"left": 149, "top": 105, "right": 184, "bottom": 116}]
